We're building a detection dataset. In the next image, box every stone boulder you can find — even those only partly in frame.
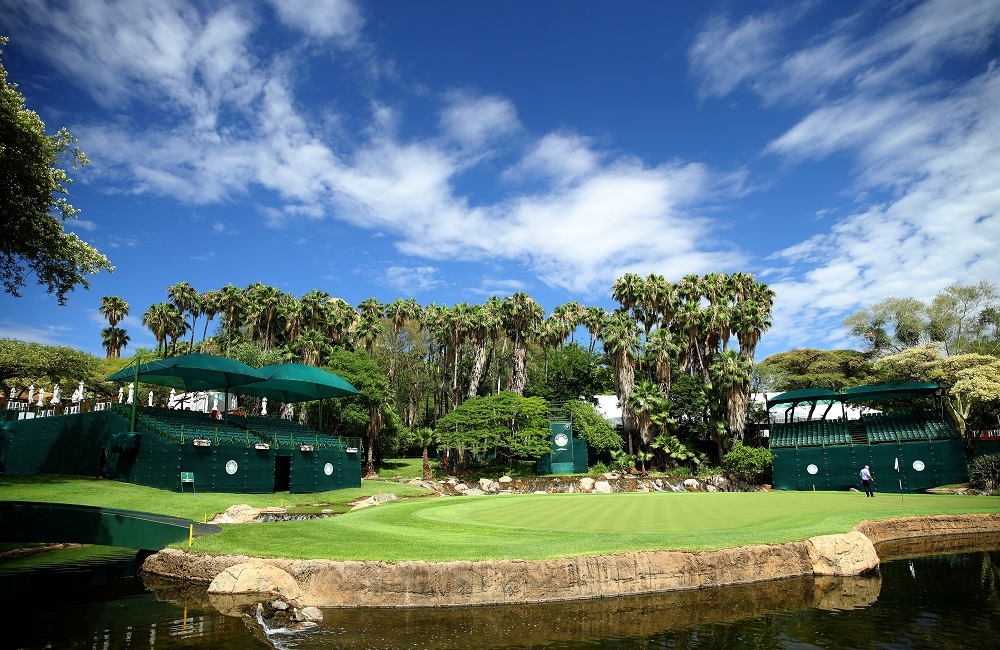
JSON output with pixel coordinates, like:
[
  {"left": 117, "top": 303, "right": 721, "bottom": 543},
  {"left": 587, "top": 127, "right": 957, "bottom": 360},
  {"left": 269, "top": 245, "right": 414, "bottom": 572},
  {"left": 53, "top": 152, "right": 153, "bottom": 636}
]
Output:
[
  {"left": 479, "top": 478, "right": 499, "bottom": 493},
  {"left": 207, "top": 562, "right": 302, "bottom": 600},
  {"left": 214, "top": 504, "right": 263, "bottom": 524},
  {"left": 593, "top": 480, "right": 612, "bottom": 494},
  {"left": 350, "top": 493, "right": 399, "bottom": 511},
  {"left": 807, "top": 531, "right": 879, "bottom": 576},
  {"left": 294, "top": 606, "right": 324, "bottom": 622},
  {"left": 683, "top": 478, "right": 701, "bottom": 492},
  {"left": 579, "top": 477, "right": 595, "bottom": 492},
  {"left": 498, "top": 475, "right": 513, "bottom": 484}
]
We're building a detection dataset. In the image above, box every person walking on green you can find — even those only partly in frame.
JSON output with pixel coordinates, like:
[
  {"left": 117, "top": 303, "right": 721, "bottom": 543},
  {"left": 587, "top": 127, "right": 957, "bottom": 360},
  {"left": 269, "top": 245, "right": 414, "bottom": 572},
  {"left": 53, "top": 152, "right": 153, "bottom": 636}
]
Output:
[{"left": 860, "top": 465, "right": 875, "bottom": 497}]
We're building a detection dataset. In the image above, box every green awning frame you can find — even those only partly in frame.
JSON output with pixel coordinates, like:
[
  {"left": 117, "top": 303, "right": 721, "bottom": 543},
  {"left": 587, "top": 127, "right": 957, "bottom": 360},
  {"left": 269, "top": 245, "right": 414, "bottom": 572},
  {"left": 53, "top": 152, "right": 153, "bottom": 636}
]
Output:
[{"left": 766, "top": 382, "right": 940, "bottom": 410}]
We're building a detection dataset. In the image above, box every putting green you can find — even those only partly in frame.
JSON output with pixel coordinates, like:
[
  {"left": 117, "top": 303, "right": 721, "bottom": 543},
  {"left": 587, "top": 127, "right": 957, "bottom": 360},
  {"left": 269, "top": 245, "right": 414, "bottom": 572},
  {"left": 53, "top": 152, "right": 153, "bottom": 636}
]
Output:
[{"left": 187, "top": 490, "right": 1000, "bottom": 561}]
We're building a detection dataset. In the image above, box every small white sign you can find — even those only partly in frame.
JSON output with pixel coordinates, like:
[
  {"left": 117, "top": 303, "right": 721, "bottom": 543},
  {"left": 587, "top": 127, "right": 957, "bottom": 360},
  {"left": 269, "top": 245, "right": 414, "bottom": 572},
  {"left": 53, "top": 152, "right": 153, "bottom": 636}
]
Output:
[
  {"left": 324, "top": 463, "right": 334, "bottom": 476},
  {"left": 912, "top": 460, "right": 926, "bottom": 472},
  {"left": 225, "top": 460, "right": 238, "bottom": 475},
  {"left": 806, "top": 464, "right": 819, "bottom": 475}
]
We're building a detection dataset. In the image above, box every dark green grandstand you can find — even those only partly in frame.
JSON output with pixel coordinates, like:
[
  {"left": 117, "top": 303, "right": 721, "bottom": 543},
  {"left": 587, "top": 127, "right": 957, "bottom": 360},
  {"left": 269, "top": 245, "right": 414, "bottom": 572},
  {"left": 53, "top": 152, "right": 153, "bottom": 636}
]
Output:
[
  {"left": 767, "top": 383, "right": 969, "bottom": 492},
  {"left": 1, "top": 402, "right": 362, "bottom": 493}
]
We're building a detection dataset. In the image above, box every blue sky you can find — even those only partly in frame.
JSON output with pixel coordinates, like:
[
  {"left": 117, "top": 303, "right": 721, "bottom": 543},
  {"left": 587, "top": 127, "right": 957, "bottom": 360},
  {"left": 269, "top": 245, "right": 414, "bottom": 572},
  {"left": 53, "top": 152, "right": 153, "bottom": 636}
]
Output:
[{"left": 2, "top": 0, "right": 999, "bottom": 359}]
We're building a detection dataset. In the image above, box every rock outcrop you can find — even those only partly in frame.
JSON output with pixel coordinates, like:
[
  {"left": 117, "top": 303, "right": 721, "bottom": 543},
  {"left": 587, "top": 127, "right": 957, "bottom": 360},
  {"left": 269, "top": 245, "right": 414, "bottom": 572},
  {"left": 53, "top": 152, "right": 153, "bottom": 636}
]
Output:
[{"left": 143, "top": 513, "right": 999, "bottom": 608}]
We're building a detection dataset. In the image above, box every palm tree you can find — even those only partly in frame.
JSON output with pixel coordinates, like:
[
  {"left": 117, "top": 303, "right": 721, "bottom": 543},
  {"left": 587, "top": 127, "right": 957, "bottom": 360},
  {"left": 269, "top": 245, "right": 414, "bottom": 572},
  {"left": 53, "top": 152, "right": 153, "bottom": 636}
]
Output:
[
  {"left": 355, "top": 312, "right": 383, "bottom": 356},
  {"left": 466, "top": 302, "right": 499, "bottom": 399},
  {"left": 627, "top": 379, "right": 667, "bottom": 446},
  {"left": 645, "top": 326, "right": 679, "bottom": 394},
  {"left": 710, "top": 349, "right": 753, "bottom": 444},
  {"left": 414, "top": 427, "right": 435, "bottom": 480},
  {"left": 99, "top": 296, "right": 129, "bottom": 328},
  {"left": 217, "top": 283, "right": 247, "bottom": 353},
  {"left": 199, "top": 289, "right": 220, "bottom": 342},
  {"left": 99, "top": 296, "right": 130, "bottom": 358},
  {"left": 167, "top": 281, "right": 199, "bottom": 347},
  {"left": 294, "top": 328, "right": 329, "bottom": 366},
  {"left": 300, "top": 289, "right": 331, "bottom": 330},
  {"left": 142, "top": 302, "right": 174, "bottom": 356},
  {"left": 502, "top": 292, "right": 544, "bottom": 396},
  {"left": 582, "top": 306, "right": 606, "bottom": 354},
  {"left": 101, "top": 326, "right": 130, "bottom": 358},
  {"left": 600, "top": 309, "right": 640, "bottom": 452}
]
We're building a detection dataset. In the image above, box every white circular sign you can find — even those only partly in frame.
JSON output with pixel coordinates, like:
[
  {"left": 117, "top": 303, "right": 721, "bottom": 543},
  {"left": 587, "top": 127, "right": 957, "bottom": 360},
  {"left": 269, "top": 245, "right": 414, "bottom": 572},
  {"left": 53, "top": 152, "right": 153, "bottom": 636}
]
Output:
[
  {"left": 554, "top": 433, "right": 569, "bottom": 447},
  {"left": 225, "top": 460, "right": 238, "bottom": 475},
  {"left": 806, "top": 464, "right": 819, "bottom": 475},
  {"left": 324, "top": 462, "right": 334, "bottom": 476},
  {"left": 912, "top": 460, "right": 926, "bottom": 472}
]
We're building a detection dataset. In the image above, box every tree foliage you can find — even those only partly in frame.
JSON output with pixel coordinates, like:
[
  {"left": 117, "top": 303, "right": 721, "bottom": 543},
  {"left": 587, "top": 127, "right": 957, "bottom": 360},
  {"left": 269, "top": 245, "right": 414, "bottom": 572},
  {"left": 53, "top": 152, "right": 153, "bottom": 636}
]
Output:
[
  {"left": 756, "top": 348, "right": 873, "bottom": 392},
  {"left": 844, "top": 281, "right": 999, "bottom": 357},
  {"left": 0, "top": 37, "right": 112, "bottom": 303},
  {"left": 563, "top": 399, "right": 622, "bottom": 455},
  {"left": 435, "top": 392, "right": 551, "bottom": 467},
  {"left": 722, "top": 441, "right": 775, "bottom": 483},
  {"left": 875, "top": 343, "right": 1000, "bottom": 456},
  {"left": 0, "top": 338, "right": 98, "bottom": 393}
]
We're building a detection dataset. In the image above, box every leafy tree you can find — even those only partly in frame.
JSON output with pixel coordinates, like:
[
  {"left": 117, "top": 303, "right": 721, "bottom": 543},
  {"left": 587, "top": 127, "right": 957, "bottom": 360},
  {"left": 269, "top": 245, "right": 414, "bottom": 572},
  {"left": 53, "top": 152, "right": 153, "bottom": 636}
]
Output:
[
  {"left": 435, "top": 392, "right": 550, "bottom": 467},
  {"left": 0, "top": 339, "right": 97, "bottom": 393},
  {"left": 756, "top": 348, "right": 873, "bottom": 392},
  {"left": 524, "top": 343, "right": 611, "bottom": 402},
  {"left": 722, "top": 441, "right": 775, "bottom": 483},
  {"left": 0, "top": 37, "right": 112, "bottom": 304},
  {"left": 323, "top": 347, "right": 400, "bottom": 477},
  {"left": 875, "top": 343, "right": 1000, "bottom": 457},
  {"left": 650, "top": 432, "right": 701, "bottom": 471},
  {"left": 844, "top": 281, "right": 998, "bottom": 357},
  {"left": 563, "top": 399, "right": 622, "bottom": 455}
]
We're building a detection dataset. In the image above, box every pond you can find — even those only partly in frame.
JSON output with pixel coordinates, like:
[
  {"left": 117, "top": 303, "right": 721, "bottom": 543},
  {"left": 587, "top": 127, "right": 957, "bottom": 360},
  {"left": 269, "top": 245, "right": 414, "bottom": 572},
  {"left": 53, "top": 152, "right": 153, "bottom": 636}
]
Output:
[{"left": 2, "top": 536, "right": 998, "bottom": 649}]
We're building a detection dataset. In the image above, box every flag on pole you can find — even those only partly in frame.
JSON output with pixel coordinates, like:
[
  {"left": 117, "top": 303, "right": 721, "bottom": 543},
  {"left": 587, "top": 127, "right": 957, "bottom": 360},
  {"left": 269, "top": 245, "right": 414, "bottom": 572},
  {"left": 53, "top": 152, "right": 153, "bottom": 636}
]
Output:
[{"left": 895, "top": 457, "right": 904, "bottom": 501}]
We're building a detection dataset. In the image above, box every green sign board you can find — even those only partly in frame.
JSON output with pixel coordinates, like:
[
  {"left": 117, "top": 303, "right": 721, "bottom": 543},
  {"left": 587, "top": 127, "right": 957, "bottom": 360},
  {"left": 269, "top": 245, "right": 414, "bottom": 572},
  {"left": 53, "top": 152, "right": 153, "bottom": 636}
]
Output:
[{"left": 180, "top": 472, "right": 194, "bottom": 482}]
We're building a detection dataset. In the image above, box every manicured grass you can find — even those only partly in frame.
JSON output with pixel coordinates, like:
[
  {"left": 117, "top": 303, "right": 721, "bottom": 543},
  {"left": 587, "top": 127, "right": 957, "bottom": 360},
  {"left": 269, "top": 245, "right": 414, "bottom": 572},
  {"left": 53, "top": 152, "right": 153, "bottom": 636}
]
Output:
[
  {"left": 192, "top": 490, "right": 1000, "bottom": 561},
  {"left": 0, "top": 475, "right": 431, "bottom": 521},
  {"left": 5, "top": 476, "right": 998, "bottom": 562}
]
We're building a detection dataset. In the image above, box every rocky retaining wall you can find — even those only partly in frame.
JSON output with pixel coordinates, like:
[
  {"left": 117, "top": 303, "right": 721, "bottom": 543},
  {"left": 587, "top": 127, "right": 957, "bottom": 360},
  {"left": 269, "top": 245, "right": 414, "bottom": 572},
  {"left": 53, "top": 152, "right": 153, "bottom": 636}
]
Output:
[{"left": 142, "top": 513, "right": 999, "bottom": 608}]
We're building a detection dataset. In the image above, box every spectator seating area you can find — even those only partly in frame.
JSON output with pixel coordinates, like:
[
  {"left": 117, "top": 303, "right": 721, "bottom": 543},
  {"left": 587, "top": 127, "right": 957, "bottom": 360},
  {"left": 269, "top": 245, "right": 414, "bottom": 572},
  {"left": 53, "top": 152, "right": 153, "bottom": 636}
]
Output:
[
  {"left": 861, "top": 410, "right": 958, "bottom": 443},
  {"left": 123, "top": 405, "right": 255, "bottom": 446},
  {"left": 769, "top": 418, "right": 850, "bottom": 448},
  {"left": 115, "top": 405, "right": 361, "bottom": 451},
  {"left": 770, "top": 411, "right": 959, "bottom": 448}
]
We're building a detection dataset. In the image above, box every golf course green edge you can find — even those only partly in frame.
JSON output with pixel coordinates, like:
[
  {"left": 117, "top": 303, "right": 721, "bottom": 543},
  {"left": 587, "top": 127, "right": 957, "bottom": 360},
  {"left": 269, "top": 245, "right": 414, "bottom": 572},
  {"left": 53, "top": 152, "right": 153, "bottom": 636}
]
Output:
[{"left": 142, "top": 512, "right": 1000, "bottom": 608}]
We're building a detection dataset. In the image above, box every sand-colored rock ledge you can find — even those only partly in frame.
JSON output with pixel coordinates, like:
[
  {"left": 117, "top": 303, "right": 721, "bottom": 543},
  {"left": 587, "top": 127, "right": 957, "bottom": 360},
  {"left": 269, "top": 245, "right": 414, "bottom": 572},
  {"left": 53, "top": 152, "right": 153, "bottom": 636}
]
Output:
[{"left": 143, "top": 512, "right": 1000, "bottom": 608}]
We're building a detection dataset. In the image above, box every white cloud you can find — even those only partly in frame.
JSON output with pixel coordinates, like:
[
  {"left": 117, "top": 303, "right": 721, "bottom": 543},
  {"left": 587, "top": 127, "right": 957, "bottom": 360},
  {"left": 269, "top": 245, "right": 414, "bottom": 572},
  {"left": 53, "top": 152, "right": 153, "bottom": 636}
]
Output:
[
  {"left": 439, "top": 92, "right": 520, "bottom": 148},
  {"left": 382, "top": 265, "right": 440, "bottom": 294},
  {"left": 688, "top": 11, "right": 788, "bottom": 99},
  {"left": 265, "top": 0, "right": 363, "bottom": 44}
]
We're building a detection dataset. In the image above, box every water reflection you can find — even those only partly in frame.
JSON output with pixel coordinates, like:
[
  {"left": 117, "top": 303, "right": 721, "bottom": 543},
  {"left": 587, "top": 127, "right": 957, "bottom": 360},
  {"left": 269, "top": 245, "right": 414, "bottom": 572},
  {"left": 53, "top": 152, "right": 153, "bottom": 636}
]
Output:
[{"left": 3, "top": 536, "right": 999, "bottom": 650}]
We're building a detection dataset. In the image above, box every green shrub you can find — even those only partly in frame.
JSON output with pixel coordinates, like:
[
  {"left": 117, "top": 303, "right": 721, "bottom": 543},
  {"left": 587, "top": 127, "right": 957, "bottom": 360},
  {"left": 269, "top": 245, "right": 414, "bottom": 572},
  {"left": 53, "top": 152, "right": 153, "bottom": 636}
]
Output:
[
  {"left": 722, "top": 442, "right": 775, "bottom": 483},
  {"left": 590, "top": 461, "right": 610, "bottom": 475},
  {"left": 969, "top": 454, "right": 1000, "bottom": 493}
]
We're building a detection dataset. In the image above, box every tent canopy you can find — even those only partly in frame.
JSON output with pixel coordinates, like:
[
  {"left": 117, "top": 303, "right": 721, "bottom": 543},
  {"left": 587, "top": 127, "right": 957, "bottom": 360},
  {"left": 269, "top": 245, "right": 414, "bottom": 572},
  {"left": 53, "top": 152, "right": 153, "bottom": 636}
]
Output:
[
  {"left": 766, "top": 388, "right": 842, "bottom": 409},
  {"left": 766, "top": 382, "right": 939, "bottom": 410},
  {"left": 230, "top": 363, "right": 358, "bottom": 403},
  {"left": 105, "top": 352, "right": 264, "bottom": 392},
  {"left": 107, "top": 356, "right": 358, "bottom": 403},
  {"left": 840, "top": 381, "right": 940, "bottom": 404}
]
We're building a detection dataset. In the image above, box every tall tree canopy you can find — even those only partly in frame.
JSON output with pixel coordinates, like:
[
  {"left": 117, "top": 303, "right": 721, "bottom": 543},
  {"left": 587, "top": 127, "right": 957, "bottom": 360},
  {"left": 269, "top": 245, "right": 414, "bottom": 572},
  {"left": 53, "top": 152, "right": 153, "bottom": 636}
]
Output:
[
  {"left": 0, "top": 37, "right": 111, "bottom": 303},
  {"left": 844, "top": 281, "right": 999, "bottom": 357}
]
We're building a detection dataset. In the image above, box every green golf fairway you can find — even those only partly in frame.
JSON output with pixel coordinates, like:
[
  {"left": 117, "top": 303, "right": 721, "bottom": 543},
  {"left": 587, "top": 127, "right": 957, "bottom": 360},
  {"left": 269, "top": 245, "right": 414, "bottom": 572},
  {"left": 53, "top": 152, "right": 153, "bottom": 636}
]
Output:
[
  {"left": 4, "top": 476, "right": 997, "bottom": 562},
  {"left": 190, "top": 491, "right": 1000, "bottom": 561}
]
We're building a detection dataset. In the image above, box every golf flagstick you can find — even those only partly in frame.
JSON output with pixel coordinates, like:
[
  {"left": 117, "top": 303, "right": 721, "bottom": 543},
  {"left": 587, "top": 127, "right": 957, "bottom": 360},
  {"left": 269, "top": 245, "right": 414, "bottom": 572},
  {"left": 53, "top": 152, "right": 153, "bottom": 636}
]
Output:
[{"left": 895, "top": 457, "right": 903, "bottom": 502}]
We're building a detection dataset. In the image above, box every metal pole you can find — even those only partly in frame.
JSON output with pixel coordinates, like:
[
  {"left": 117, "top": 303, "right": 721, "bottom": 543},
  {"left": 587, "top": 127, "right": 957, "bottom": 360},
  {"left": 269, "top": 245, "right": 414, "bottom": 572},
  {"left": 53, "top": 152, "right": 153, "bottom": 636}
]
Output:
[{"left": 129, "top": 352, "right": 141, "bottom": 433}]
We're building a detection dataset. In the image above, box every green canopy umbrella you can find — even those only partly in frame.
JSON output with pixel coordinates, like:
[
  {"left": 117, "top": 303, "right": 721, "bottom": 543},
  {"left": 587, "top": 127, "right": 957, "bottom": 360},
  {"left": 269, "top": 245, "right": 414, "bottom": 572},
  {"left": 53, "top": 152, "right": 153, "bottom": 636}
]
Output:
[
  {"left": 105, "top": 352, "right": 265, "bottom": 392},
  {"left": 106, "top": 353, "right": 266, "bottom": 431},
  {"left": 229, "top": 363, "right": 359, "bottom": 432}
]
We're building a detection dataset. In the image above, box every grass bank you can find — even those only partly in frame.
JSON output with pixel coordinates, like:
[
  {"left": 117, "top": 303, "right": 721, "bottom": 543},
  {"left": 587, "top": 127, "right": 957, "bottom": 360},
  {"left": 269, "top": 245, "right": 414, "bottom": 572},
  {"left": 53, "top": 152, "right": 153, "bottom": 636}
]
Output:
[{"left": 5, "top": 476, "right": 998, "bottom": 562}]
